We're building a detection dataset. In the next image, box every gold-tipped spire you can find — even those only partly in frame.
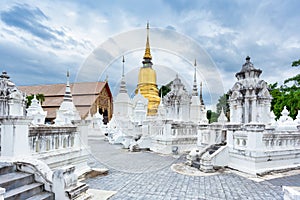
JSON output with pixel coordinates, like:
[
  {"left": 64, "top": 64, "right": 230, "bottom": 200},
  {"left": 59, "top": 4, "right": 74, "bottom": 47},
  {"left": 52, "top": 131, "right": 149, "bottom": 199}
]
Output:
[{"left": 143, "top": 22, "right": 152, "bottom": 60}]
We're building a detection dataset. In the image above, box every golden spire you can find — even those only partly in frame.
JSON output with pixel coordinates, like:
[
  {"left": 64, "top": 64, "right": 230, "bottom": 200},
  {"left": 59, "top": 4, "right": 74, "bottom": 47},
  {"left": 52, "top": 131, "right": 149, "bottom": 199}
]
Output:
[{"left": 143, "top": 22, "right": 152, "bottom": 60}]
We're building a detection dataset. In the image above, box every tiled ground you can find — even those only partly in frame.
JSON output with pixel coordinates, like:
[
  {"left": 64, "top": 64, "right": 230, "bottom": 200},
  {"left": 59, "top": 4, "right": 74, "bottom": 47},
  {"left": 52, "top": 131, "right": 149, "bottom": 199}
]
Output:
[{"left": 85, "top": 139, "right": 298, "bottom": 200}]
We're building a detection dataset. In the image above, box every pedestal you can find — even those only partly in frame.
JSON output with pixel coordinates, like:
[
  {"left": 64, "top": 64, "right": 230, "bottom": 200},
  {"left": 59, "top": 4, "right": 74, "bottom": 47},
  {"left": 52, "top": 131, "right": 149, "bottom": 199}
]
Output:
[{"left": 0, "top": 116, "right": 32, "bottom": 157}]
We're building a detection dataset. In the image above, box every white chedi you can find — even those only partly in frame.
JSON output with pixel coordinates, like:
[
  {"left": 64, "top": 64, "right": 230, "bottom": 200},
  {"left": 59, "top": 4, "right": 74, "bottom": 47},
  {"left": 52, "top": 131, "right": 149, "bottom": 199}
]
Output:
[
  {"left": 269, "top": 111, "right": 277, "bottom": 126},
  {"left": 54, "top": 71, "right": 80, "bottom": 125},
  {"left": 229, "top": 57, "right": 272, "bottom": 124},
  {"left": 279, "top": 106, "right": 293, "bottom": 123},
  {"left": 85, "top": 110, "right": 92, "bottom": 121},
  {"left": 55, "top": 99, "right": 81, "bottom": 125},
  {"left": 164, "top": 75, "right": 191, "bottom": 121},
  {"left": 217, "top": 108, "right": 228, "bottom": 124},
  {"left": 157, "top": 95, "right": 166, "bottom": 119},
  {"left": 132, "top": 90, "right": 148, "bottom": 125},
  {"left": 0, "top": 71, "right": 26, "bottom": 116},
  {"left": 26, "top": 95, "right": 47, "bottom": 125},
  {"left": 92, "top": 108, "right": 105, "bottom": 128},
  {"left": 276, "top": 106, "right": 298, "bottom": 130}
]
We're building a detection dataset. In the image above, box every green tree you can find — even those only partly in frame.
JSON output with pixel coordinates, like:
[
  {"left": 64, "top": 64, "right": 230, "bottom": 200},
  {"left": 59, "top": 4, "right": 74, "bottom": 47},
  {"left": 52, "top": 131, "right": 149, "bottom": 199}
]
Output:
[
  {"left": 269, "top": 59, "right": 300, "bottom": 119},
  {"left": 207, "top": 110, "right": 218, "bottom": 123},
  {"left": 159, "top": 81, "right": 172, "bottom": 97},
  {"left": 292, "top": 59, "right": 300, "bottom": 67},
  {"left": 26, "top": 93, "right": 45, "bottom": 108},
  {"left": 216, "top": 94, "right": 230, "bottom": 120}
]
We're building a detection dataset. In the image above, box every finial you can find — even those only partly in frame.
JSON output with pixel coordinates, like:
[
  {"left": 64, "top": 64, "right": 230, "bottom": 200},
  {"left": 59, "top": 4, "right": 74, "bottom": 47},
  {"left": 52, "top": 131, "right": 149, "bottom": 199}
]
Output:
[
  {"left": 66, "top": 70, "right": 70, "bottom": 86},
  {"left": 122, "top": 56, "right": 125, "bottom": 77},
  {"left": 0, "top": 71, "right": 9, "bottom": 79},
  {"left": 246, "top": 56, "right": 250, "bottom": 61},
  {"left": 105, "top": 75, "right": 108, "bottom": 82},
  {"left": 192, "top": 59, "right": 198, "bottom": 96},
  {"left": 200, "top": 82, "right": 204, "bottom": 105},
  {"left": 63, "top": 70, "right": 72, "bottom": 102},
  {"left": 143, "top": 22, "right": 152, "bottom": 60}
]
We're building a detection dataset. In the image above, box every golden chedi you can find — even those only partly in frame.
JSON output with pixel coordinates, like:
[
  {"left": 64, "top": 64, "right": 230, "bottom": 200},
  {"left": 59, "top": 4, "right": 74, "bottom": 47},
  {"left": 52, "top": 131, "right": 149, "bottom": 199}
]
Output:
[{"left": 136, "top": 23, "right": 160, "bottom": 115}]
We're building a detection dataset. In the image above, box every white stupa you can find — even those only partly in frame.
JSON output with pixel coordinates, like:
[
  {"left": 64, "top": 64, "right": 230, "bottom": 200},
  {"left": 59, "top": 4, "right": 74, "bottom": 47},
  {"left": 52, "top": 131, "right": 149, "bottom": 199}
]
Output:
[
  {"left": 54, "top": 70, "right": 80, "bottom": 125},
  {"left": 26, "top": 95, "right": 47, "bottom": 125}
]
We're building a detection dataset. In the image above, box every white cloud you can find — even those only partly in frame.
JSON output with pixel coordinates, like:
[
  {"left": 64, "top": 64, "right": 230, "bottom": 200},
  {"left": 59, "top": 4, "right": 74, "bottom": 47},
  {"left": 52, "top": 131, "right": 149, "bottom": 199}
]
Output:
[{"left": 0, "top": 0, "right": 299, "bottom": 108}]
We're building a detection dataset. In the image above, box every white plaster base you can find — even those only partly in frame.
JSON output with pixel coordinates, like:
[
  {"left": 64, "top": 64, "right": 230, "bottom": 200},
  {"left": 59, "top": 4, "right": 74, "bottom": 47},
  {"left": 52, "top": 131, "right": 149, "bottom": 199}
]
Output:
[
  {"left": 151, "top": 138, "right": 197, "bottom": 154},
  {"left": 228, "top": 149, "right": 300, "bottom": 175},
  {"left": 32, "top": 147, "right": 91, "bottom": 176}
]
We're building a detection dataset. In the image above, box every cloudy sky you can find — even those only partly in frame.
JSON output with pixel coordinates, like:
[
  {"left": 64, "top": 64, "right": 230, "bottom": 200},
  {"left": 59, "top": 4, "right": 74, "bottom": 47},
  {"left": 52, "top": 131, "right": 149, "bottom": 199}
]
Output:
[{"left": 0, "top": 0, "right": 299, "bottom": 108}]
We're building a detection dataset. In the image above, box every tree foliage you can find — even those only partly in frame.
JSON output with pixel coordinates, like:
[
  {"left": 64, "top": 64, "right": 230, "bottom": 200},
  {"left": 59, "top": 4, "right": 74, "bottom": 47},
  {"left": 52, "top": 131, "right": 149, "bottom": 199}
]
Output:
[
  {"left": 216, "top": 94, "right": 230, "bottom": 120},
  {"left": 269, "top": 60, "right": 300, "bottom": 119},
  {"left": 206, "top": 110, "right": 218, "bottom": 123},
  {"left": 292, "top": 59, "right": 300, "bottom": 67},
  {"left": 26, "top": 93, "right": 45, "bottom": 108},
  {"left": 158, "top": 81, "right": 172, "bottom": 97}
]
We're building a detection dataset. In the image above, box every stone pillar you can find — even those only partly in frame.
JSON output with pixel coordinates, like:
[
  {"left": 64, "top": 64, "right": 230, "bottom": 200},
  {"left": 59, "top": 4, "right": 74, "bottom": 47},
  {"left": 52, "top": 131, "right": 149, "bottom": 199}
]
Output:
[
  {"left": 251, "top": 97, "right": 257, "bottom": 123},
  {"left": 72, "top": 120, "right": 91, "bottom": 147},
  {"left": 237, "top": 104, "right": 243, "bottom": 123},
  {"left": 244, "top": 98, "right": 249, "bottom": 123},
  {"left": 0, "top": 187, "right": 5, "bottom": 200},
  {"left": 244, "top": 124, "right": 265, "bottom": 151},
  {"left": 52, "top": 165, "right": 78, "bottom": 200},
  {"left": 230, "top": 103, "right": 235, "bottom": 123},
  {"left": 226, "top": 124, "right": 242, "bottom": 148},
  {"left": 262, "top": 100, "right": 271, "bottom": 124},
  {"left": 0, "top": 116, "right": 32, "bottom": 157}
]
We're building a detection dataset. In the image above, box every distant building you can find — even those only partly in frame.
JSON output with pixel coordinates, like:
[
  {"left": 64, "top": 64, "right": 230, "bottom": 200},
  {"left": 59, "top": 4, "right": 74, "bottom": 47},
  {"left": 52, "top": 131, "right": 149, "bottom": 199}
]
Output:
[{"left": 19, "top": 81, "right": 113, "bottom": 123}]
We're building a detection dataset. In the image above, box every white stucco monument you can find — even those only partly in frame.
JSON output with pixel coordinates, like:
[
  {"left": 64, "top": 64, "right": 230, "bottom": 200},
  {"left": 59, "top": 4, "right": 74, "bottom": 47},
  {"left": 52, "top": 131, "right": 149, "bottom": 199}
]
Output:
[
  {"left": 26, "top": 95, "right": 47, "bottom": 125},
  {"left": 54, "top": 71, "right": 80, "bottom": 125},
  {"left": 189, "top": 57, "right": 300, "bottom": 175},
  {"left": 107, "top": 58, "right": 208, "bottom": 154}
]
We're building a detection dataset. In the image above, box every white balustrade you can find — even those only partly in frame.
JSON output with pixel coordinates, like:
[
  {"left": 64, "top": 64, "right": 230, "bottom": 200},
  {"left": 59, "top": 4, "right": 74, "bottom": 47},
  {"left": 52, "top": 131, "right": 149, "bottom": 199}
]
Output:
[
  {"left": 263, "top": 133, "right": 300, "bottom": 149},
  {"left": 29, "top": 126, "right": 78, "bottom": 154}
]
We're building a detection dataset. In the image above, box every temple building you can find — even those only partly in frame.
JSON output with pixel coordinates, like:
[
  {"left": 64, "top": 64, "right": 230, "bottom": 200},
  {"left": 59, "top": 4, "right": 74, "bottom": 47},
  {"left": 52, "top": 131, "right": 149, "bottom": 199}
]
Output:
[
  {"left": 136, "top": 23, "right": 160, "bottom": 115},
  {"left": 229, "top": 56, "right": 272, "bottom": 124},
  {"left": 19, "top": 79, "right": 113, "bottom": 123}
]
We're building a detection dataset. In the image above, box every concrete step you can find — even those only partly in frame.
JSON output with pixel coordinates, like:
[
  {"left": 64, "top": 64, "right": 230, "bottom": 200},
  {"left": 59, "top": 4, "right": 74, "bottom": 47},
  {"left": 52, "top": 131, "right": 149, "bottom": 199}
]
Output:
[
  {"left": 66, "top": 182, "right": 89, "bottom": 199},
  {"left": 25, "top": 192, "right": 54, "bottom": 200},
  {"left": 0, "top": 163, "right": 14, "bottom": 176},
  {"left": 4, "top": 182, "right": 44, "bottom": 200},
  {"left": 0, "top": 172, "right": 34, "bottom": 191}
]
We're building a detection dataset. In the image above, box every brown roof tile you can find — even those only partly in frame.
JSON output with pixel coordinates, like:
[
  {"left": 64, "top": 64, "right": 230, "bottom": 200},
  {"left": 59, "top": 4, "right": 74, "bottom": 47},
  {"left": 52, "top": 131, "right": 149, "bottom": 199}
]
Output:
[{"left": 19, "top": 82, "right": 111, "bottom": 120}]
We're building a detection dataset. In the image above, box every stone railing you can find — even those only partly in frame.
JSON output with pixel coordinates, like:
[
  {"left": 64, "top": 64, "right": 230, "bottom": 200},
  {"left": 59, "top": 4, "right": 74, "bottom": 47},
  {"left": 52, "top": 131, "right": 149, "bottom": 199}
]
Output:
[
  {"left": 171, "top": 123, "right": 198, "bottom": 137},
  {"left": 233, "top": 132, "right": 248, "bottom": 150},
  {"left": 29, "top": 126, "right": 78, "bottom": 154},
  {"left": 263, "top": 133, "right": 300, "bottom": 149}
]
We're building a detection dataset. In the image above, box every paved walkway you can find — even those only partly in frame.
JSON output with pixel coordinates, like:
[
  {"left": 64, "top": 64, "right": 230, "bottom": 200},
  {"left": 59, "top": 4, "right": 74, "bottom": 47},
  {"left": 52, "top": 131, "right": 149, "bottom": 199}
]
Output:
[{"left": 84, "top": 139, "right": 299, "bottom": 200}]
